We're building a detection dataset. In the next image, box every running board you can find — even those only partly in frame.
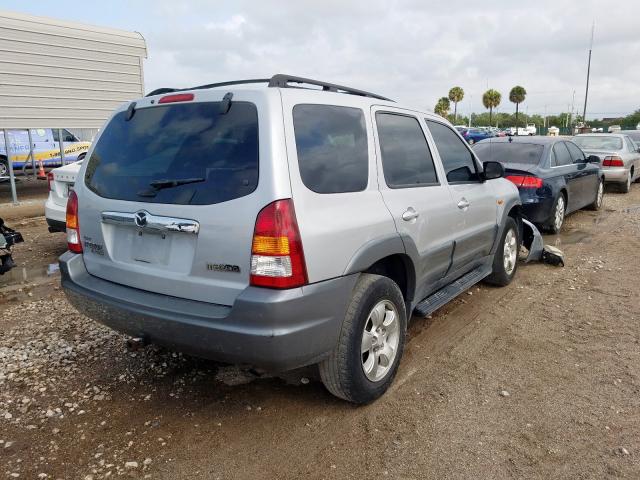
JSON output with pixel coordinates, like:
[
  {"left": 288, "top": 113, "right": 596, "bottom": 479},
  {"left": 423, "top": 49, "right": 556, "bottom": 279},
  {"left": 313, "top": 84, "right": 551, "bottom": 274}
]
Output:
[{"left": 413, "top": 265, "right": 492, "bottom": 318}]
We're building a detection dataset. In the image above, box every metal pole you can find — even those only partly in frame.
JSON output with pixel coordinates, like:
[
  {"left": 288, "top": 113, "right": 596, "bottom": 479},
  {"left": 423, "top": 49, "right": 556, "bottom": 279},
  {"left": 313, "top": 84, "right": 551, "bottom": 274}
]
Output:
[
  {"left": 582, "top": 22, "right": 595, "bottom": 125},
  {"left": 3, "top": 129, "right": 18, "bottom": 204},
  {"left": 26, "top": 128, "right": 36, "bottom": 179},
  {"left": 58, "top": 128, "right": 66, "bottom": 166}
]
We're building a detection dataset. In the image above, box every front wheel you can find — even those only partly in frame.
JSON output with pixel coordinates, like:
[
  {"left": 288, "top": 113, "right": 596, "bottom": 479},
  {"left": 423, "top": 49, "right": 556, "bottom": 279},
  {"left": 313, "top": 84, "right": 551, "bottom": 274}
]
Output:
[
  {"left": 319, "top": 274, "right": 406, "bottom": 404},
  {"left": 485, "top": 216, "right": 520, "bottom": 286},
  {"left": 467, "top": 138, "right": 475, "bottom": 145},
  {"left": 0, "top": 157, "right": 8, "bottom": 177}
]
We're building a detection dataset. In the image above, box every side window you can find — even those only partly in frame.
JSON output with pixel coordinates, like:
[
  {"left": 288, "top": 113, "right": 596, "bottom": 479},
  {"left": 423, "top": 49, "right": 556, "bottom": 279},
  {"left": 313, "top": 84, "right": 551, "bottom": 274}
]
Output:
[
  {"left": 293, "top": 104, "right": 368, "bottom": 194},
  {"left": 375, "top": 112, "right": 438, "bottom": 188},
  {"left": 549, "top": 148, "right": 557, "bottom": 167},
  {"left": 51, "top": 129, "right": 59, "bottom": 142},
  {"left": 425, "top": 119, "right": 480, "bottom": 183},
  {"left": 565, "top": 141, "right": 585, "bottom": 163},
  {"left": 625, "top": 137, "right": 637, "bottom": 152},
  {"left": 552, "top": 142, "right": 572, "bottom": 166}
]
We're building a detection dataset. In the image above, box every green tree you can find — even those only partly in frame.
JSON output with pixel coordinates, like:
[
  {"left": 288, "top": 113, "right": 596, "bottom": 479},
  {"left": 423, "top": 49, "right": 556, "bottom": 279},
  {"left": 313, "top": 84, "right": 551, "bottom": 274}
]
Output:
[
  {"left": 448, "top": 86, "right": 464, "bottom": 122},
  {"left": 482, "top": 89, "right": 502, "bottom": 126},
  {"left": 434, "top": 97, "right": 451, "bottom": 117},
  {"left": 509, "top": 86, "right": 527, "bottom": 129}
]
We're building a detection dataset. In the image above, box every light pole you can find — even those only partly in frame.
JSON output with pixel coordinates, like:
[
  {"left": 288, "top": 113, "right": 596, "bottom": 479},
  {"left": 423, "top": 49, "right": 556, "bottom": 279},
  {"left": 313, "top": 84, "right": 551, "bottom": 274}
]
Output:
[{"left": 582, "top": 21, "right": 595, "bottom": 125}]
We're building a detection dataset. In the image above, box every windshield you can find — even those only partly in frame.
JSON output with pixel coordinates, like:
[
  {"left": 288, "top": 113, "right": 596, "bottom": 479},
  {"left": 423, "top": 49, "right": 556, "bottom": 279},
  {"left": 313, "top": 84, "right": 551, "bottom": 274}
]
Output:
[
  {"left": 472, "top": 142, "right": 544, "bottom": 165},
  {"left": 573, "top": 136, "right": 623, "bottom": 151},
  {"left": 84, "top": 101, "right": 259, "bottom": 205}
]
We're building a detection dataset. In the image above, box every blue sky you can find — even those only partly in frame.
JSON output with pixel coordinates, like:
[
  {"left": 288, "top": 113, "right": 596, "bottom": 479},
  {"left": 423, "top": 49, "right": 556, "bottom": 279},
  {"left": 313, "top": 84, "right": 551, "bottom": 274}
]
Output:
[{"left": 2, "top": 0, "right": 639, "bottom": 119}]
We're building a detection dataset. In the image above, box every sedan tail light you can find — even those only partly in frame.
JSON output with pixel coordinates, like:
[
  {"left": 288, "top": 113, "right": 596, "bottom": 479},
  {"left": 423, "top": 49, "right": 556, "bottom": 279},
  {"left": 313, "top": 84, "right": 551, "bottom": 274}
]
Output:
[
  {"left": 602, "top": 156, "right": 624, "bottom": 167},
  {"left": 505, "top": 175, "right": 544, "bottom": 188}
]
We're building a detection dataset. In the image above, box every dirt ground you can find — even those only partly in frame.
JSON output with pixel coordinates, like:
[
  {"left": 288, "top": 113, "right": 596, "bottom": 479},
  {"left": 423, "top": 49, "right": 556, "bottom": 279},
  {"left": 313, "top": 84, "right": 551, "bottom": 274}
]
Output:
[{"left": 0, "top": 184, "right": 639, "bottom": 479}]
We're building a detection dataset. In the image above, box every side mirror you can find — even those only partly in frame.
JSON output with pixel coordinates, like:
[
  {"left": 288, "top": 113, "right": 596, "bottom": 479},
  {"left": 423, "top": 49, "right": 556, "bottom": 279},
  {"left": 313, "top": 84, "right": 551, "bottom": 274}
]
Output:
[
  {"left": 587, "top": 155, "right": 600, "bottom": 163},
  {"left": 482, "top": 161, "right": 504, "bottom": 180}
]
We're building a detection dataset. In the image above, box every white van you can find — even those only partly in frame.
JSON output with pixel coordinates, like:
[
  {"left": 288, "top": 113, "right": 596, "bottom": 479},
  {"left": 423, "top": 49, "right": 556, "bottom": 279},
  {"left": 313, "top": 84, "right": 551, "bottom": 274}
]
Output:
[{"left": 0, "top": 129, "right": 91, "bottom": 177}]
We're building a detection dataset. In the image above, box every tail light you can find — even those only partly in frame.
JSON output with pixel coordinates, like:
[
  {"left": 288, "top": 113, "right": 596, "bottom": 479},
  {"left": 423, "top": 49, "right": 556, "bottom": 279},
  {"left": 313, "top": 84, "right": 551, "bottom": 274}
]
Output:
[
  {"left": 158, "top": 93, "right": 194, "bottom": 104},
  {"left": 66, "top": 190, "right": 82, "bottom": 253},
  {"left": 250, "top": 199, "right": 307, "bottom": 289},
  {"left": 47, "top": 172, "right": 54, "bottom": 191},
  {"left": 602, "top": 156, "right": 624, "bottom": 167},
  {"left": 506, "top": 175, "right": 544, "bottom": 188}
]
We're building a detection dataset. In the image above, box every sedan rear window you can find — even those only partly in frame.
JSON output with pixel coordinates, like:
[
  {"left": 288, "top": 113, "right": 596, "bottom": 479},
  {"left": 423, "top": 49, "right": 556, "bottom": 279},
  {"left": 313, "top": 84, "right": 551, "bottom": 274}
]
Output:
[
  {"left": 85, "top": 102, "right": 259, "bottom": 205},
  {"left": 572, "top": 136, "right": 623, "bottom": 151},
  {"left": 472, "top": 142, "right": 544, "bottom": 165}
]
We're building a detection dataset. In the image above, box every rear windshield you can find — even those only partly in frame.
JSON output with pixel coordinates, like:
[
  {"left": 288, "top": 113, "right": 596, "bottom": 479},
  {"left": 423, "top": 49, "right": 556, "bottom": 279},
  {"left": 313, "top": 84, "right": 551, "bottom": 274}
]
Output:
[
  {"left": 472, "top": 142, "right": 544, "bottom": 165},
  {"left": 85, "top": 102, "right": 259, "bottom": 205},
  {"left": 572, "top": 136, "right": 623, "bottom": 151}
]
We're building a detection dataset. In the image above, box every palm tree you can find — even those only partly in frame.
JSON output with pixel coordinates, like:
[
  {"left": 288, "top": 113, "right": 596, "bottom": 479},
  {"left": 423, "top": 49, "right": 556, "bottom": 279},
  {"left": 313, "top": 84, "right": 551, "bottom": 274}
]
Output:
[
  {"left": 434, "top": 97, "right": 450, "bottom": 118},
  {"left": 448, "top": 87, "right": 464, "bottom": 122},
  {"left": 509, "top": 86, "right": 527, "bottom": 130},
  {"left": 482, "top": 89, "right": 501, "bottom": 125}
]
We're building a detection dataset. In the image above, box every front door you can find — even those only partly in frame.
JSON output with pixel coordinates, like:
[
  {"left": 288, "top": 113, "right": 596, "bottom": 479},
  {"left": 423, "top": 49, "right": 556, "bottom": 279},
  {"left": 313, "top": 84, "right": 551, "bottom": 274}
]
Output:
[
  {"left": 424, "top": 119, "right": 498, "bottom": 274},
  {"left": 372, "top": 108, "right": 458, "bottom": 302}
]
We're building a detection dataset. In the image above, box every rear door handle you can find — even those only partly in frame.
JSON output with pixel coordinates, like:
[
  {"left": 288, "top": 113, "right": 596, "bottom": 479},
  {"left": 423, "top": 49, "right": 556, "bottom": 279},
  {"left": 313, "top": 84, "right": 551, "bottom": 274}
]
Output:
[
  {"left": 402, "top": 207, "right": 419, "bottom": 221},
  {"left": 457, "top": 198, "right": 470, "bottom": 210}
]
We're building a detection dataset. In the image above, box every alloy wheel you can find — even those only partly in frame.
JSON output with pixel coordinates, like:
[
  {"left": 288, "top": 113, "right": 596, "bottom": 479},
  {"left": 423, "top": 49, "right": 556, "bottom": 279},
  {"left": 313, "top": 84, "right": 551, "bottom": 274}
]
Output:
[
  {"left": 554, "top": 196, "right": 565, "bottom": 231},
  {"left": 596, "top": 181, "right": 604, "bottom": 208},
  {"left": 503, "top": 228, "right": 517, "bottom": 275},
  {"left": 361, "top": 300, "right": 400, "bottom": 382}
]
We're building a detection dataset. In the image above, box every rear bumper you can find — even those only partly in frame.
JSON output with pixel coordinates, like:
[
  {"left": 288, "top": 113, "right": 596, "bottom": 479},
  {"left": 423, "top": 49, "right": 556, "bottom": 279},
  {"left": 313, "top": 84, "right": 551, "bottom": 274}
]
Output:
[
  {"left": 519, "top": 192, "right": 554, "bottom": 225},
  {"left": 60, "top": 252, "right": 357, "bottom": 371},
  {"left": 45, "top": 196, "right": 67, "bottom": 227},
  {"left": 46, "top": 218, "right": 66, "bottom": 233},
  {"left": 602, "top": 167, "right": 629, "bottom": 183}
]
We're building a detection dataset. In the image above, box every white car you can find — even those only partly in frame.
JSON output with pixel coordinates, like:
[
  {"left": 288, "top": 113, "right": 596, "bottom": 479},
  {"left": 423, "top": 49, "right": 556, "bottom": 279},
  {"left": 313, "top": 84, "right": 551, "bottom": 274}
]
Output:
[{"left": 45, "top": 160, "right": 82, "bottom": 232}]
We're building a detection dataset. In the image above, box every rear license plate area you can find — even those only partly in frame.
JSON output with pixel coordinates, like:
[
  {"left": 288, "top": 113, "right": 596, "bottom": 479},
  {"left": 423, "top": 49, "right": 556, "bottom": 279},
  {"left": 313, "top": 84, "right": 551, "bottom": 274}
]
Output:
[{"left": 132, "top": 230, "right": 171, "bottom": 265}]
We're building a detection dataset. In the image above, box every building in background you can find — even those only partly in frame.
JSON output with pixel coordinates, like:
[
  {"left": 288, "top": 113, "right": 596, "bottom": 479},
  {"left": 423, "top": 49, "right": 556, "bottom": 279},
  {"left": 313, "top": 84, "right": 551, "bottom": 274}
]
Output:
[{"left": 0, "top": 9, "right": 147, "bottom": 200}]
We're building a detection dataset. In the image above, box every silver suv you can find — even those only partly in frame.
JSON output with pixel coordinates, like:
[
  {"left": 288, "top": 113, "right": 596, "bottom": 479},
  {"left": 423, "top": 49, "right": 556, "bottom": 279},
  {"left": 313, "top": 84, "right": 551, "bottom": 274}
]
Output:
[{"left": 60, "top": 75, "right": 522, "bottom": 403}]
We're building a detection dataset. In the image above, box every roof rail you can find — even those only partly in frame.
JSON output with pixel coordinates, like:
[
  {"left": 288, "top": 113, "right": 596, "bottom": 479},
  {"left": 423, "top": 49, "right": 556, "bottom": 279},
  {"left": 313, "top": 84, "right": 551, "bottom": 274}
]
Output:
[{"left": 146, "top": 74, "right": 393, "bottom": 101}]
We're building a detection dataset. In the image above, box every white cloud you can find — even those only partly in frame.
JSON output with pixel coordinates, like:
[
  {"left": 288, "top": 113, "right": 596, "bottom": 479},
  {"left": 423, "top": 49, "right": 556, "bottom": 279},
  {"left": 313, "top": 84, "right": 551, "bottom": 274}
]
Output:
[{"left": 141, "top": 0, "right": 640, "bottom": 118}]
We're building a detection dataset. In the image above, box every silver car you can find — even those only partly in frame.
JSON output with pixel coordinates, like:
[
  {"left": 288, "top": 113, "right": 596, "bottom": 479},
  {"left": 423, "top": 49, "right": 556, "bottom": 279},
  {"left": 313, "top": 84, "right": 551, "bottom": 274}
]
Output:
[
  {"left": 60, "top": 74, "right": 521, "bottom": 403},
  {"left": 573, "top": 133, "right": 640, "bottom": 193}
]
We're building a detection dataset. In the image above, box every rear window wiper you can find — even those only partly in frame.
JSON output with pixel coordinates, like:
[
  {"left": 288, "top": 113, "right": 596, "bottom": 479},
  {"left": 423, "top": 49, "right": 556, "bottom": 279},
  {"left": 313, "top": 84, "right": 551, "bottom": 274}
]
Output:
[{"left": 137, "top": 177, "right": 205, "bottom": 197}]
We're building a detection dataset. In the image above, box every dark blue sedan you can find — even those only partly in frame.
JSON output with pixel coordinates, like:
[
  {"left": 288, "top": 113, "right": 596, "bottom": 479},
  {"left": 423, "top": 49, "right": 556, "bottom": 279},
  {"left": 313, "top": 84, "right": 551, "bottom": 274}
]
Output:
[
  {"left": 473, "top": 137, "right": 604, "bottom": 233},
  {"left": 455, "top": 127, "right": 494, "bottom": 145}
]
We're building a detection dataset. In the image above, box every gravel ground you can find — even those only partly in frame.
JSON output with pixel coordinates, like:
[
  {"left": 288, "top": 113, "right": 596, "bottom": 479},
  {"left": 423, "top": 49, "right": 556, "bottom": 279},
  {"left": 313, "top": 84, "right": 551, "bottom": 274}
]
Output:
[{"left": 1, "top": 184, "right": 639, "bottom": 479}]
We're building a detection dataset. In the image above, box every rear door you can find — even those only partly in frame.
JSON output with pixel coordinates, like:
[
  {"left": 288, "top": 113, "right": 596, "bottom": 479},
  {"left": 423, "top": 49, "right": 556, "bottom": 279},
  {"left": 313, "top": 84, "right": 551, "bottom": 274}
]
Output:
[
  {"left": 372, "top": 107, "right": 457, "bottom": 301},
  {"left": 550, "top": 142, "right": 580, "bottom": 211},
  {"left": 77, "top": 89, "right": 287, "bottom": 307},
  {"left": 565, "top": 140, "right": 598, "bottom": 208},
  {"left": 424, "top": 119, "right": 498, "bottom": 274}
]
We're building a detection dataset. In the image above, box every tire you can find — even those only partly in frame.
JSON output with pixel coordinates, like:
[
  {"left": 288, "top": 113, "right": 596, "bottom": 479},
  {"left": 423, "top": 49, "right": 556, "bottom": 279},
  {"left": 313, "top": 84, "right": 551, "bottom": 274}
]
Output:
[
  {"left": 619, "top": 171, "right": 631, "bottom": 193},
  {"left": 467, "top": 138, "right": 475, "bottom": 145},
  {"left": 0, "top": 157, "right": 8, "bottom": 177},
  {"left": 587, "top": 178, "right": 604, "bottom": 211},
  {"left": 319, "top": 274, "right": 407, "bottom": 404},
  {"left": 484, "top": 216, "right": 520, "bottom": 286},
  {"left": 546, "top": 193, "right": 566, "bottom": 234},
  {"left": 77, "top": 153, "right": 86, "bottom": 162}
]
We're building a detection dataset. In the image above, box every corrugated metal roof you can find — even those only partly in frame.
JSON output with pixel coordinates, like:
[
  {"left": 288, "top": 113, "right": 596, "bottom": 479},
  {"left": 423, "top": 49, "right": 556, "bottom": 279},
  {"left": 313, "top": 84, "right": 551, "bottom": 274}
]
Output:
[{"left": 0, "top": 9, "right": 147, "bottom": 129}]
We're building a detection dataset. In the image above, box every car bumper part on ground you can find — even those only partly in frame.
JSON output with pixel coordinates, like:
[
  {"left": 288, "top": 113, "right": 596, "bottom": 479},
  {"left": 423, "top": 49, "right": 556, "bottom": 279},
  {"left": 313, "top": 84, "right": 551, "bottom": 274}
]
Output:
[
  {"left": 60, "top": 252, "right": 357, "bottom": 371},
  {"left": 603, "top": 167, "right": 630, "bottom": 184}
]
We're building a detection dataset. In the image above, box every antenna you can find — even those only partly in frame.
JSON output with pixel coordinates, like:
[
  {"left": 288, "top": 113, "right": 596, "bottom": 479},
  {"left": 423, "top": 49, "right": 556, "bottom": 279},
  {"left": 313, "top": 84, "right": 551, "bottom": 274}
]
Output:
[{"left": 582, "top": 21, "right": 595, "bottom": 125}]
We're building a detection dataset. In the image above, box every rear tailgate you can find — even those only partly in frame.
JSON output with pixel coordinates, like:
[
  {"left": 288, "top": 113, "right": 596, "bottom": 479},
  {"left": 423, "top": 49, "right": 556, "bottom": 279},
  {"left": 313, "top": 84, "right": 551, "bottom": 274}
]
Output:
[
  {"left": 75, "top": 89, "right": 289, "bottom": 307},
  {"left": 50, "top": 163, "right": 80, "bottom": 208}
]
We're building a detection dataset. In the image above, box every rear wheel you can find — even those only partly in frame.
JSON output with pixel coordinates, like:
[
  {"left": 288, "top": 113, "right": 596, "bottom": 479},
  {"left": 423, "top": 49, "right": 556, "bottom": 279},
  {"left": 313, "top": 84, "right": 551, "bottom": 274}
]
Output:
[
  {"left": 588, "top": 179, "right": 604, "bottom": 211},
  {"left": 547, "top": 194, "right": 566, "bottom": 234},
  {"left": 319, "top": 274, "right": 406, "bottom": 404},
  {"left": 485, "top": 216, "right": 519, "bottom": 286},
  {"left": 0, "top": 157, "right": 8, "bottom": 177},
  {"left": 620, "top": 172, "right": 631, "bottom": 193}
]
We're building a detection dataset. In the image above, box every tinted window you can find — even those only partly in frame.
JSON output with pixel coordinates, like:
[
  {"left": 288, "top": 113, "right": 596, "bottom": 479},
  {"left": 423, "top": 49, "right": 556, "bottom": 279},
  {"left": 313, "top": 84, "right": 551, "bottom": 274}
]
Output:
[
  {"left": 376, "top": 113, "right": 438, "bottom": 188},
  {"left": 573, "top": 136, "right": 623, "bottom": 150},
  {"left": 293, "top": 104, "right": 368, "bottom": 193},
  {"left": 85, "top": 102, "right": 259, "bottom": 205},
  {"left": 473, "top": 142, "right": 544, "bottom": 165},
  {"left": 565, "top": 142, "right": 585, "bottom": 162},
  {"left": 552, "top": 142, "right": 572, "bottom": 166},
  {"left": 426, "top": 120, "right": 480, "bottom": 182}
]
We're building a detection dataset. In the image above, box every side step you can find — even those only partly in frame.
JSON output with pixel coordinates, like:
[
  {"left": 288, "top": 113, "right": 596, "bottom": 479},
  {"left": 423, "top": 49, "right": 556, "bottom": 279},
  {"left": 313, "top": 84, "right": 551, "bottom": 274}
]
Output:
[{"left": 413, "top": 265, "right": 492, "bottom": 318}]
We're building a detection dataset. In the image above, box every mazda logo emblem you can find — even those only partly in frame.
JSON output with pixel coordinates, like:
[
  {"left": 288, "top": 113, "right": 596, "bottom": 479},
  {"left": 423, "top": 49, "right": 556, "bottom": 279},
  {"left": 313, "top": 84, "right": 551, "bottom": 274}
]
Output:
[{"left": 134, "top": 211, "right": 148, "bottom": 227}]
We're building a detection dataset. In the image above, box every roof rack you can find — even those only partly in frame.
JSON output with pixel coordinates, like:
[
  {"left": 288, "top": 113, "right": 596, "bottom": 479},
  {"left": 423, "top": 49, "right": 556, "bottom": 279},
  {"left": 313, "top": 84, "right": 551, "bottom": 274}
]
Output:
[{"left": 146, "top": 74, "right": 393, "bottom": 102}]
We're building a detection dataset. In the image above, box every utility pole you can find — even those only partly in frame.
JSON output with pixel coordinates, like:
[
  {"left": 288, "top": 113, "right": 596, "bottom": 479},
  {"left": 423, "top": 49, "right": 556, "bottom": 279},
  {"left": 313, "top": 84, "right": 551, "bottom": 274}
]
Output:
[{"left": 582, "top": 21, "right": 595, "bottom": 126}]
